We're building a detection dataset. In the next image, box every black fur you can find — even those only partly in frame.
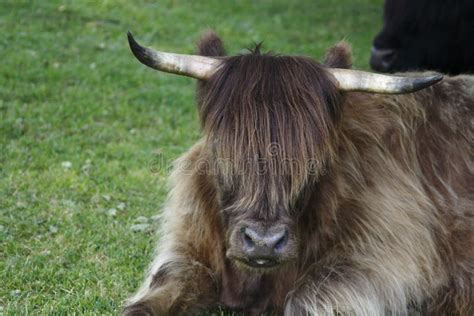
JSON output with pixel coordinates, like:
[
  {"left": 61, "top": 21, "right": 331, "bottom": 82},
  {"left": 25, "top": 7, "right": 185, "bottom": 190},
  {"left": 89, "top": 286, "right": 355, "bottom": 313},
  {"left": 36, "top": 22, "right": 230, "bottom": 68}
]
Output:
[{"left": 372, "top": 0, "right": 474, "bottom": 74}]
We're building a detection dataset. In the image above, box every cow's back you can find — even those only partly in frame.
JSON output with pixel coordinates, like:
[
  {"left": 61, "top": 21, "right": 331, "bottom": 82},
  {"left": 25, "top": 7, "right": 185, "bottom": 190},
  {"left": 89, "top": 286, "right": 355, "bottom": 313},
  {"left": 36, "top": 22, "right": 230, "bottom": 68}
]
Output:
[
  {"left": 414, "top": 75, "right": 473, "bottom": 213},
  {"left": 405, "top": 75, "right": 473, "bottom": 312},
  {"left": 341, "top": 76, "right": 473, "bottom": 313}
]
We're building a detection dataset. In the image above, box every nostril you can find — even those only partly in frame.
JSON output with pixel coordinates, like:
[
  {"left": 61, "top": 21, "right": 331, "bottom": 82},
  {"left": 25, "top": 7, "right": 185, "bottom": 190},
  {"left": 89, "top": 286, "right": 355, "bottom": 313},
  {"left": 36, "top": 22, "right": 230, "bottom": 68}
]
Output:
[
  {"left": 381, "top": 51, "right": 396, "bottom": 64},
  {"left": 274, "top": 230, "right": 288, "bottom": 252},
  {"left": 243, "top": 227, "right": 257, "bottom": 251},
  {"left": 244, "top": 231, "right": 254, "bottom": 248}
]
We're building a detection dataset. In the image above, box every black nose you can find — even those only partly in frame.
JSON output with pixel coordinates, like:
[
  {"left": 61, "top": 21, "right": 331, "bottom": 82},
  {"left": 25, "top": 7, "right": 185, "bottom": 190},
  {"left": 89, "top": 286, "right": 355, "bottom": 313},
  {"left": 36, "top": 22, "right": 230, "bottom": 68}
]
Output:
[
  {"left": 370, "top": 46, "right": 396, "bottom": 72},
  {"left": 241, "top": 225, "right": 288, "bottom": 266}
]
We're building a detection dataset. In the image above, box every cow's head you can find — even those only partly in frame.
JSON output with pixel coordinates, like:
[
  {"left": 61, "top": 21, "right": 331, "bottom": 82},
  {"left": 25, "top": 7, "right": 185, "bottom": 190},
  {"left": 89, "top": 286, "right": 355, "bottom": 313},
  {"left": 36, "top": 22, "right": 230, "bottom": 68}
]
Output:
[
  {"left": 370, "top": 0, "right": 471, "bottom": 74},
  {"left": 128, "top": 31, "right": 441, "bottom": 271}
]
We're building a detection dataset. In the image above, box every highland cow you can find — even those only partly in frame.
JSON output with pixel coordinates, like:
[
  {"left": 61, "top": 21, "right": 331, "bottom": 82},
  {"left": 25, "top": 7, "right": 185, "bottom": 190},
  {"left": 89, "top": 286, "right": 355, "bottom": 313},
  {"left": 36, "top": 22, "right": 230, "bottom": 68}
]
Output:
[{"left": 123, "top": 31, "right": 473, "bottom": 315}]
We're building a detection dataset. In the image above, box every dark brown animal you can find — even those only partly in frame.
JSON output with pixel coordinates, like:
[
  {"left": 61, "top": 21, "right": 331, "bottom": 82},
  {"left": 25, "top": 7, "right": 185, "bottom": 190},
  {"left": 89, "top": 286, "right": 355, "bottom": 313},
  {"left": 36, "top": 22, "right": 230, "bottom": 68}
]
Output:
[{"left": 123, "top": 31, "right": 473, "bottom": 315}]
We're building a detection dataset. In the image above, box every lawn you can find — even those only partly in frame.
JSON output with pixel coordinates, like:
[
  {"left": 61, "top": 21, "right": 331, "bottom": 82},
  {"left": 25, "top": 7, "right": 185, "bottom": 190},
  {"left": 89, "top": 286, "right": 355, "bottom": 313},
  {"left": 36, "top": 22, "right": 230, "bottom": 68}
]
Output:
[{"left": 0, "top": 0, "right": 383, "bottom": 314}]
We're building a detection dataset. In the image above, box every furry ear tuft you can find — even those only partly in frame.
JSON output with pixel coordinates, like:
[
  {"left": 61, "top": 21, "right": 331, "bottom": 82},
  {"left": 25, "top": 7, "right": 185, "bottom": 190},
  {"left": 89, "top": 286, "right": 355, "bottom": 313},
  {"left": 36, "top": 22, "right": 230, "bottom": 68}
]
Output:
[
  {"left": 324, "top": 41, "right": 352, "bottom": 69},
  {"left": 197, "top": 30, "right": 226, "bottom": 57}
]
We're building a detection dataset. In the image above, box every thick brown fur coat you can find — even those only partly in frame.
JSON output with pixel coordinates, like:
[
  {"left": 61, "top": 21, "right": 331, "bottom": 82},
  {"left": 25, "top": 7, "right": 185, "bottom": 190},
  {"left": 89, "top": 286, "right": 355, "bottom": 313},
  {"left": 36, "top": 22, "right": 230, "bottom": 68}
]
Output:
[{"left": 123, "top": 33, "right": 473, "bottom": 315}]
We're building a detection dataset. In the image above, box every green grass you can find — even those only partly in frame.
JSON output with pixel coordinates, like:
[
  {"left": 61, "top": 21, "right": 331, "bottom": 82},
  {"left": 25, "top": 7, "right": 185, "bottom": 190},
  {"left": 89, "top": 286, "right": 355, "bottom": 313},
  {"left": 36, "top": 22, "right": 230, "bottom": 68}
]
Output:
[{"left": 0, "top": 0, "right": 383, "bottom": 314}]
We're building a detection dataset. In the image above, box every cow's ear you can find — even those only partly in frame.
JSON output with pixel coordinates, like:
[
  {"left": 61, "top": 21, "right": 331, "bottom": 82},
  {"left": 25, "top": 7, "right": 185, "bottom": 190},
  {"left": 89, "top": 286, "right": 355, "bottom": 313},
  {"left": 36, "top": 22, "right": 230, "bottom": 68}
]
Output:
[
  {"left": 196, "top": 30, "right": 225, "bottom": 109},
  {"left": 324, "top": 41, "right": 352, "bottom": 69},
  {"left": 197, "top": 30, "right": 226, "bottom": 57}
]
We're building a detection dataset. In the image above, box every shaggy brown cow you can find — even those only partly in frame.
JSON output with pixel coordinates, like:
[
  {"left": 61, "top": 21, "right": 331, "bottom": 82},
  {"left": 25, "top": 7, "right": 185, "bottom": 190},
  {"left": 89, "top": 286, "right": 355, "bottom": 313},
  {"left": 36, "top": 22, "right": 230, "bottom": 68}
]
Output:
[{"left": 123, "top": 31, "right": 473, "bottom": 315}]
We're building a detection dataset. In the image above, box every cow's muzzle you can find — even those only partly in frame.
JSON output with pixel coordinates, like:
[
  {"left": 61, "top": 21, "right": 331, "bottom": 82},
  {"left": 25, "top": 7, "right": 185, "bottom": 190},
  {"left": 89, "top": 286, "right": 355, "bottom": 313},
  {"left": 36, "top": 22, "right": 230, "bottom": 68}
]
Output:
[
  {"left": 370, "top": 46, "right": 397, "bottom": 72},
  {"left": 227, "top": 221, "right": 296, "bottom": 270}
]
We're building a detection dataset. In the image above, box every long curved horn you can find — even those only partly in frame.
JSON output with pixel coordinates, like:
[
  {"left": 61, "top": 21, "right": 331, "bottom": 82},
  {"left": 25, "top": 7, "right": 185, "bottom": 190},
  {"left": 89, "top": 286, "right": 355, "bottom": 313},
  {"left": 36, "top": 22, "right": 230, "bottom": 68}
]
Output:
[
  {"left": 127, "top": 32, "right": 221, "bottom": 80},
  {"left": 328, "top": 68, "right": 443, "bottom": 94}
]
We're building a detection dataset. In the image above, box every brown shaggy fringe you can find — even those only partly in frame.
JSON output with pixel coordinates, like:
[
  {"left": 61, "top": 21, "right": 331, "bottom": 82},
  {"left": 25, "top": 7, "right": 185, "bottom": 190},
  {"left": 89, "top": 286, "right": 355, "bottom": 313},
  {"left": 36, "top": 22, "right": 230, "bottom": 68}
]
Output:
[
  {"left": 199, "top": 48, "right": 344, "bottom": 215},
  {"left": 123, "top": 32, "right": 473, "bottom": 315}
]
